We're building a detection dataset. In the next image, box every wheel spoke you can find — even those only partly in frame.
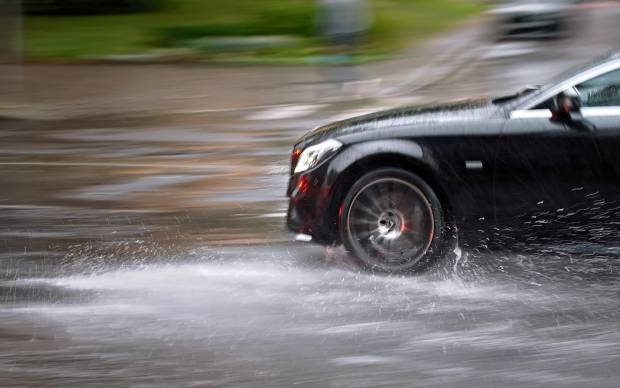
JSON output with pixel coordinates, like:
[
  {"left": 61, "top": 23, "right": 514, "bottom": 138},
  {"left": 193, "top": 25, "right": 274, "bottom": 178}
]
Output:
[
  {"left": 360, "top": 189, "right": 384, "bottom": 214},
  {"left": 351, "top": 204, "right": 380, "bottom": 220},
  {"left": 355, "top": 227, "right": 380, "bottom": 240},
  {"left": 350, "top": 219, "right": 375, "bottom": 228},
  {"left": 394, "top": 185, "right": 410, "bottom": 210}
]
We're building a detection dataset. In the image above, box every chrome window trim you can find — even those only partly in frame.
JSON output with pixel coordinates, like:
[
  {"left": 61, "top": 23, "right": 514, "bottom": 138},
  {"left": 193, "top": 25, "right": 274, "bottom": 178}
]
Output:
[
  {"left": 582, "top": 106, "right": 620, "bottom": 117},
  {"left": 513, "top": 58, "right": 620, "bottom": 113},
  {"left": 510, "top": 106, "right": 620, "bottom": 120},
  {"left": 510, "top": 110, "right": 551, "bottom": 119}
]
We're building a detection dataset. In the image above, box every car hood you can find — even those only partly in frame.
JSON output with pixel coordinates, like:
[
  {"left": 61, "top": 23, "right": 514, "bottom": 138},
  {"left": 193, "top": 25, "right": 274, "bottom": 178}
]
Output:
[{"left": 298, "top": 98, "right": 499, "bottom": 145}]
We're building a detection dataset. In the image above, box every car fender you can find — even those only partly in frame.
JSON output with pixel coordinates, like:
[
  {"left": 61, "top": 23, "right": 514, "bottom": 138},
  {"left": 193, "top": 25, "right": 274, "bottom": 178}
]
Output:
[
  {"left": 325, "top": 139, "right": 442, "bottom": 186},
  {"left": 321, "top": 139, "right": 454, "bottom": 229}
]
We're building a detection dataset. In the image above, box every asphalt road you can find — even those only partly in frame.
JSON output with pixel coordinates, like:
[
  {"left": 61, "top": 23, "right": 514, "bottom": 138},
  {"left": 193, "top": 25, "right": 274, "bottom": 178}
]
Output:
[{"left": 1, "top": 4, "right": 620, "bottom": 387}]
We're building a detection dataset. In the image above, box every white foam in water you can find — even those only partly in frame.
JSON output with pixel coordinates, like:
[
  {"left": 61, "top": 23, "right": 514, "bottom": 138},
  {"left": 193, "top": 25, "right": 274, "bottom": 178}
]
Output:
[
  {"left": 14, "top": 259, "right": 522, "bottom": 326},
  {"left": 6, "top": 251, "right": 620, "bottom": 387}
]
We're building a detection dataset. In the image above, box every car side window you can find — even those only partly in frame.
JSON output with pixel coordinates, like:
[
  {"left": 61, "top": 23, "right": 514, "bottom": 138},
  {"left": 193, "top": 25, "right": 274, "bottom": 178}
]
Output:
[
  {"left": 532, "top": 97, "right": 554, "bottom": 110},
  {"left": 575, "top": 68, "right": 620, "bottom": 107}
]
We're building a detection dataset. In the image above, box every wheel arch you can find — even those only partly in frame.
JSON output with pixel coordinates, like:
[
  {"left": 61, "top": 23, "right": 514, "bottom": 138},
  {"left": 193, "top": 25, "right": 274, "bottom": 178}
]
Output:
[{"left": 325, "top": 141, "right": 455, "bottom": 243}]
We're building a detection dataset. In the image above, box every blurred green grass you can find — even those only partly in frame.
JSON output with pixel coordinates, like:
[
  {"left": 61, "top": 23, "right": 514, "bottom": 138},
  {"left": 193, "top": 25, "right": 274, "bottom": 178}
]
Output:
[{"left": 24, "top": 0, "right": 484, "bottom": 62}]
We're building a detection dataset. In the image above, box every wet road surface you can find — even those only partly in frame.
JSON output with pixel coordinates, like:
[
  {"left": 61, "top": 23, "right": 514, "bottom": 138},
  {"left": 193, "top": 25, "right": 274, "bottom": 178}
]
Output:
[
  {"left": 2, "top": 4, "right": 620, "bottom": 387},
  {"left": 2, "top": 247, "right": 619, "bottom": 387}
]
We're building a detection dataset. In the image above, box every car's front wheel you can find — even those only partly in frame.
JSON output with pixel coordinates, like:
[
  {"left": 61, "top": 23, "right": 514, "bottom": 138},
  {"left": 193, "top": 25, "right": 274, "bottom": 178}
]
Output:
[{"left": 339, "top": 168, "right": 452, "bottom": 273}]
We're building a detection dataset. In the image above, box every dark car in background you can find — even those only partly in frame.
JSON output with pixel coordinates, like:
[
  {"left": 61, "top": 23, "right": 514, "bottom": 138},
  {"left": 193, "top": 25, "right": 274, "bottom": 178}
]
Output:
[
  {"left": 489, "top": 0, "right": 583, "bottom": 39},
  {"left": 287, "top": 50, "right": 620, "bottom": 273}
]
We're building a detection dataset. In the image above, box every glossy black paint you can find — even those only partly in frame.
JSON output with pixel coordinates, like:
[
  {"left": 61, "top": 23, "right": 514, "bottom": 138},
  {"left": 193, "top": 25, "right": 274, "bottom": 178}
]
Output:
[{"left": 287, "top": 51, "right": 620, "bottom": 250}]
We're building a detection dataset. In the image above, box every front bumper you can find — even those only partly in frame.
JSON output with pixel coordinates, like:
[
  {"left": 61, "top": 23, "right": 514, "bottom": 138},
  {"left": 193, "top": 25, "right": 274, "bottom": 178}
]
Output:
[{"left": 286, "top": 162, "right": 338, "bottom": 245}]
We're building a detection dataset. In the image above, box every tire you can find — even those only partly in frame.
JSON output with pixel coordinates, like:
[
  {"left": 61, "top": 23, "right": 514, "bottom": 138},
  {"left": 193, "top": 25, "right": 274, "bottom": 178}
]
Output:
[{"left": 339, "top": 168, "right": 454, "bottom": 273}]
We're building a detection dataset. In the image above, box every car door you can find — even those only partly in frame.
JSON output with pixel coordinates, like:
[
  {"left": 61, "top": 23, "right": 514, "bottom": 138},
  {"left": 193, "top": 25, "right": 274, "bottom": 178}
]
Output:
[
  {"left": 496, "top": 110, "right": 602, "bottom": 244},
  {"left": 494, "top": 63, "right": 620, "bottom": 245},
  {"left": 575, "top": 68, "right": 620, "bottom": 242}
]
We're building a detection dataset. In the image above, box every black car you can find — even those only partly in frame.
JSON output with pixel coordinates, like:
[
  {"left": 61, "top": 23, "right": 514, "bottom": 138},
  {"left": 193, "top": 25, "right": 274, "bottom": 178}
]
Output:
[{"left": 287, "top": 50, "right": 620, "bottom": 273}]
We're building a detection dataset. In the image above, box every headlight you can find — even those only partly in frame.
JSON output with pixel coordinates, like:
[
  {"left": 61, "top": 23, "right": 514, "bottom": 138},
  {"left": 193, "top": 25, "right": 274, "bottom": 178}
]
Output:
[{"left": 294, "top": 139, "right": 343, "bottom": 174}]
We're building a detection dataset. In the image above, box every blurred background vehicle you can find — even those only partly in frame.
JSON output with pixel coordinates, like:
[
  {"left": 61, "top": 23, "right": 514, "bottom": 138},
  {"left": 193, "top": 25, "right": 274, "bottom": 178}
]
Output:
[{"left": 489, "top": 0, "right": 583, "bottom": 40}]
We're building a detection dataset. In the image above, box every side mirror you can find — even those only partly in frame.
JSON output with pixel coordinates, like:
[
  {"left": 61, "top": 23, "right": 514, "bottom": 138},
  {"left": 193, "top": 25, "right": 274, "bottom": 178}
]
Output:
[{"left": 549, "top": 88, "right": 596, "bottom": 132}]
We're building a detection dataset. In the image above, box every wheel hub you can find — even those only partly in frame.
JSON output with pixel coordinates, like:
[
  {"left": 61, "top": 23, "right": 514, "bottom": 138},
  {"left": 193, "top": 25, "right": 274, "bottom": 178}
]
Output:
[{"left": 377, "top": 210, "right": 404, "bottom": 240}]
